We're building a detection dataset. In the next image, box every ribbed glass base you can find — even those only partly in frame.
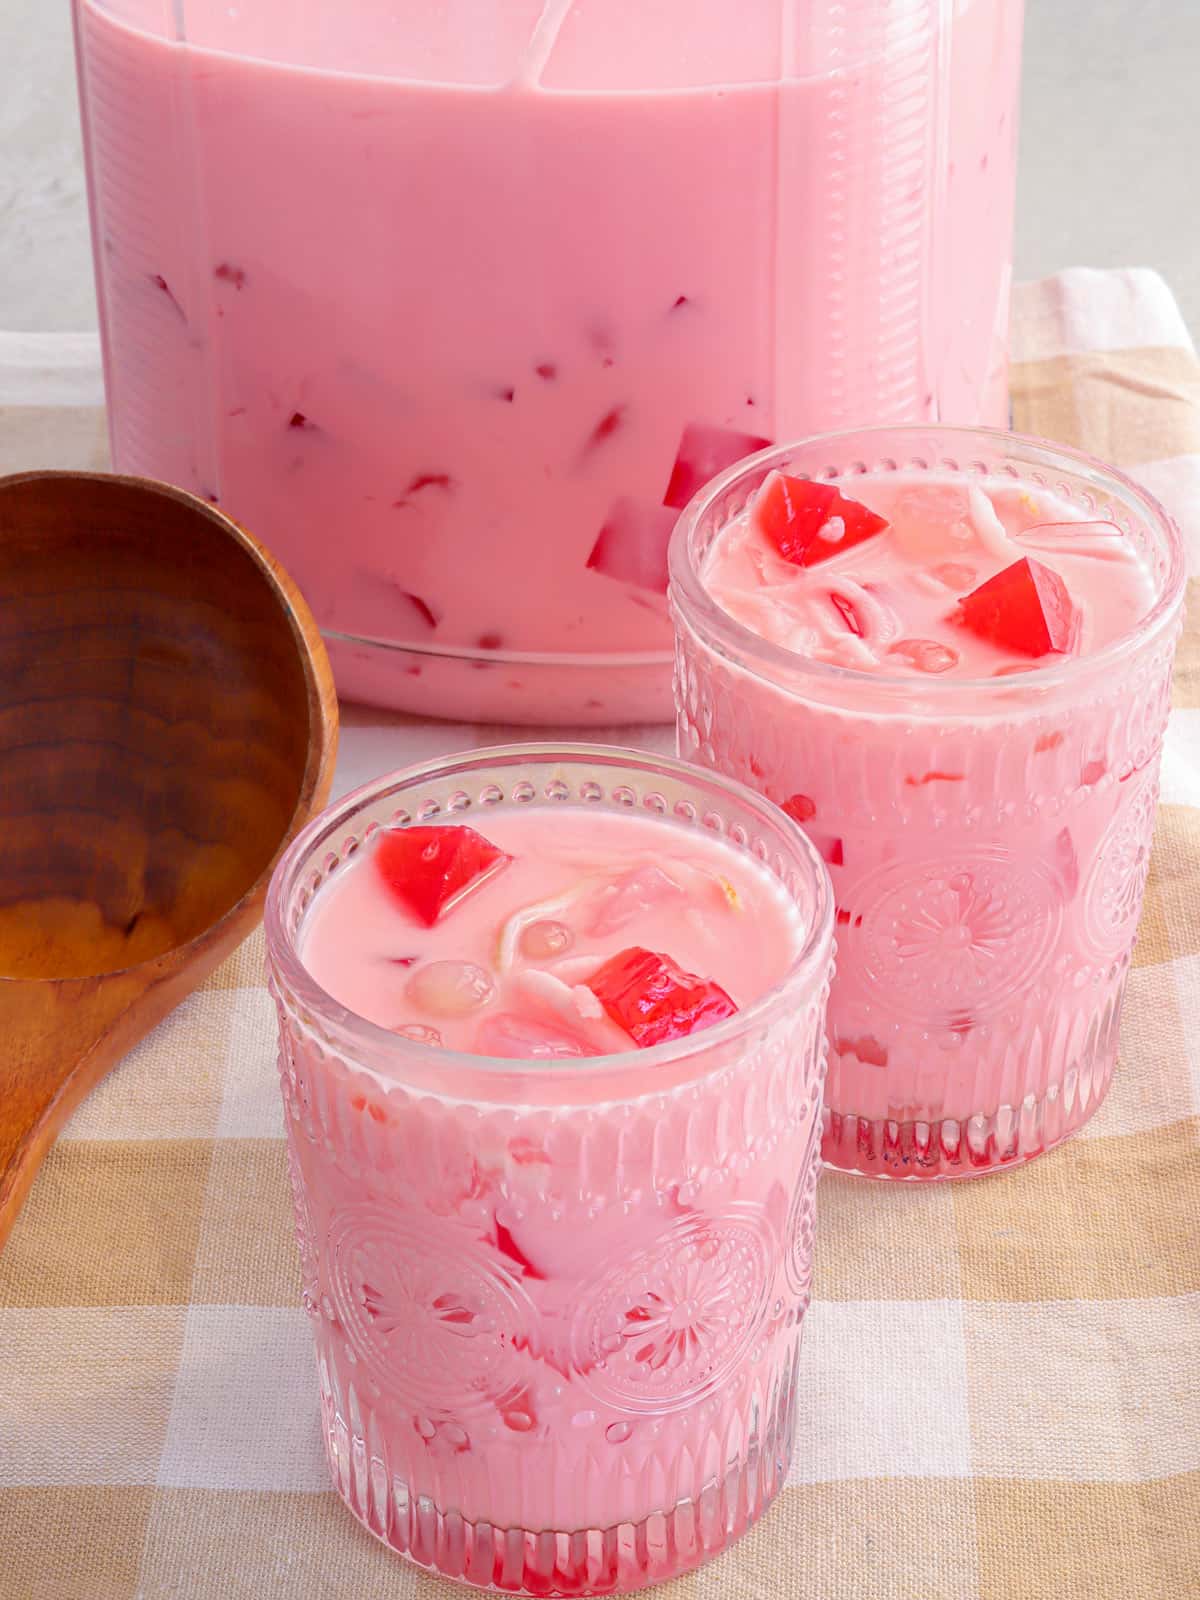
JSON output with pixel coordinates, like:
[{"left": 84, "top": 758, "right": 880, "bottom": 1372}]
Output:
[
  {"left": 322, "top": 1373, "right": 797, "bottom": 1595},
  {"left": 822, "top": 1051, "right": 1116, "bottom": 1179}
]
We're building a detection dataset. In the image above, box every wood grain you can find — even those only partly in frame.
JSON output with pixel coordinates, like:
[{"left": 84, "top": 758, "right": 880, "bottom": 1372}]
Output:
[{"left": 0, "top": 471, "right": 338, "bottom": 1249}]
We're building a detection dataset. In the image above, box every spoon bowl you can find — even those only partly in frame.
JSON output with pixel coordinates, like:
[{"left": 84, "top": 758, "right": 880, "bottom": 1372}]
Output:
[{"left": 0, "top": 471, "right": 338, "bottom": 1248}]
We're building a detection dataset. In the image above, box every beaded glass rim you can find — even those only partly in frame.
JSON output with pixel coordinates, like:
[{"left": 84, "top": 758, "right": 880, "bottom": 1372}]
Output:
[
  {"left": 265, "top": 742, "right": 835, "bottom": 1085},
  {"left": 668, "top": 423, "right": 1186, "bottom": 709}
]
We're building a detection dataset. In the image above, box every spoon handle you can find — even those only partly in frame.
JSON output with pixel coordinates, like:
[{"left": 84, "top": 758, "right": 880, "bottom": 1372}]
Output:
[{"left": 0, "top": 971, "right": 150, "bottom": 1251}]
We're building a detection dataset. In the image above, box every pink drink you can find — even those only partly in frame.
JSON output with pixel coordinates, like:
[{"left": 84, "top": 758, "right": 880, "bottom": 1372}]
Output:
[
  {"left": 74, "top": 0, "right": 1022, "bottom": 725},
  {"left": 267, "top": 748, "right": 834, "bottom": 1592},
  {"left": 301, "top": 810, "right": 802, "bottom": 1056},
  {"left": 671, "top": 428, "right": 1185, "bottom": 1179}
]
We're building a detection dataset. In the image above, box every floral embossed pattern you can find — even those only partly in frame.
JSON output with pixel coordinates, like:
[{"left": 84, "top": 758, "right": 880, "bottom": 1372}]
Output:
[
  {"left": 783, "top": 1114, "right": 822, "bottom": 1302},
  {"left": 853, "top": 848, "right": 1062, "bottom": 1025},
  {"left": 572, "top": 1210, "right": 774, "bottom": 1412},
  {"left": 327, "top": 1205, "right": 535, "bottom": 1415},
  {"left": 1084, "top": 772, "right": 1159, "bottom": 958},
  {"left": 286, "top": 1143, "right": 320, "bottom": 1317}
]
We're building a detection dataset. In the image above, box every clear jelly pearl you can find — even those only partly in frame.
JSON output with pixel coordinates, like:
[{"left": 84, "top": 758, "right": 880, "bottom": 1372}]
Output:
[
  {"left": 888, "top": 637, "right": 959, "bottom": 674},
  {"left": 519, "top": 919, "right": 574, "bottom": 961},
  {"left": 407, "top": 961, "right": 496, "bottom": 1018}
]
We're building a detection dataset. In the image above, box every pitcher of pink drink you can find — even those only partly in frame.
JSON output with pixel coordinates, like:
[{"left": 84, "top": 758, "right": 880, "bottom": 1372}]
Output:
[{"left": 73, "top": 0, "right": 1024, "bottom": 724}]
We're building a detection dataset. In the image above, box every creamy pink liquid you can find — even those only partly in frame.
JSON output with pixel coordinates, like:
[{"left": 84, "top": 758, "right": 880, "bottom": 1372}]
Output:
[
  {"left": 704, "top": 476, "right": 1156, "bottom": 674},
  {"left": 278, "top": 802, "right": 827, "bottom": 1582},
  {"left": 302, "top": 809, "right": 802, "bottom": 1055},
  {"left": 75, "top": 0, "right": 1023, "bottom": 724},
  {"left": 681, "top": 468, "right": 1172, "bottom": 1177}
]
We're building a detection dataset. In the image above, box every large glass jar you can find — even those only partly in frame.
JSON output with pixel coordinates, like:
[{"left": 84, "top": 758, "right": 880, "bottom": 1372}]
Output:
[{"left": 73, "top": 0, "right": 1024, "bottom": 724}]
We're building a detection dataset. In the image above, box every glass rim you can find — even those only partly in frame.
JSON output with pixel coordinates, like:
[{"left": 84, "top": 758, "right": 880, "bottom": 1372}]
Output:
[
  {"left": 264, "top": 741, "right": 835, "bottom": 1085},
  {"left": 667, "top": 423, "right": 1187, "bottom": 703},
  {"left": 321, "top": 624, "right": 672, "bottom": 671}
]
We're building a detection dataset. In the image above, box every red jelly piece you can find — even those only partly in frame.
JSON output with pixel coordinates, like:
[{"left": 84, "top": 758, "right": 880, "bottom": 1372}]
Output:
[
  {"left": 753, "top": 471, "right": 890, "bottom": 567},
  {"left": 587, "top": 499, "right": 677, "bottom": 593},
  {"left": 812, "top": 834, "right": 844, "bottom": 866},
  {"left": 904, "top": 770, "right": 965, "bottom": 787},
  {"left": 374, "top": 825, "right": 511, "bottom": 928},
  {"left": 782, "top": 793, "right": 817, "bottom": 823},
  {"left": 835, "top": 1034, "right": 888, "bottom": 1067},
  {"left": 664, "top": 422, "right": 772, "bottom": 511},
  {"left": 829, "top": 592, "right": 864, "bottom": 636},
  {"left": 580, "top": 405, "right": 626, "bottom": 457},
  {"left": 1055, "top": 827, "right": 1080, "bottom": 899},
  {"left": 400, "top": 591, "right": 439, "bottom": 630},
  {"left": 955, "top": 557, "right": 1080, "bottom": 659},
  {"left": 586, "top": 947, "right": 736, "bottom": 1048},
  {"left": 493, "top": 1219, "right": 545, "bottom": 1279}
]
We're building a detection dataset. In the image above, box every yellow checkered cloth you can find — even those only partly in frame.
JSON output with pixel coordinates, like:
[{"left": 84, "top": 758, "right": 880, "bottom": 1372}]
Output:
[{"left": 2, "top": 270, "right": 1198, "bottom": 1599}]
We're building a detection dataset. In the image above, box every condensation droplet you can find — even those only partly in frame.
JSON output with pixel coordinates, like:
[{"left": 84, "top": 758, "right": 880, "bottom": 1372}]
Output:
[
  {"left": 415, "top": 1416, "right": 437, "bottom": 1440},
  {"left": 605, "top": 1420, "right": 633, "bottom": 1444}
]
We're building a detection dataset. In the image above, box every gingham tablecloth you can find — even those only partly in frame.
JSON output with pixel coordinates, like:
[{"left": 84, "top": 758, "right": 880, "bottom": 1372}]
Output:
[{"left": 1, "top": 270, "right": 1198, "bottom": 1600}]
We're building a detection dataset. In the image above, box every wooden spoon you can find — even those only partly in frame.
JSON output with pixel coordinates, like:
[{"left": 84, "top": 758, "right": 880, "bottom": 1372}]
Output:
[{"left": 0, "top": 472, "right": 338, "bottom": 1250}]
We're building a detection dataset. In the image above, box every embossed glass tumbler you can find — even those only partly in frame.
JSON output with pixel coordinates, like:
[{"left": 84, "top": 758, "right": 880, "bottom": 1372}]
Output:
[
  {"left": 670, "top": 426, "right": 1185, "bottom": 1180},
  {"left": 265, "top": 746, "right": 834, "bottom": 1594}
]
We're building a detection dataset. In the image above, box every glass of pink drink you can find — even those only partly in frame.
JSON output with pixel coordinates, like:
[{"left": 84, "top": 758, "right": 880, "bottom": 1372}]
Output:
[
  {"left": 73, "top": 0, "right": 1022, "bottom": 725},
  {"left": 671, "top": 426, "right": 1185, "bottom": 1179},
  {"left": 265, "top": 745, "right": 834, "bottom": 1593}
]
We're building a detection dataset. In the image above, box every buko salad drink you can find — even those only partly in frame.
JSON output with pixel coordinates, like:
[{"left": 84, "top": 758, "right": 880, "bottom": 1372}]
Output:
[
  {"left": 671, "top": 427, "right": 1184, "bottom": 1179},
  {"left": 266, "top": 748, "right": 833, "bottom": 1593},
  {"left": 74, "top": 0, "right": 1022, "bottom": 723}
]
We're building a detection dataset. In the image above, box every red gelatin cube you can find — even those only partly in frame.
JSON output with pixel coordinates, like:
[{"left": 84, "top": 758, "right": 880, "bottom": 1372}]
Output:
[
  {"left": 664, "top": 422, "right": 772, "bottom": 511},
  {"left": 493, "top": 1219, "right": 545, "bottom": 1279},
  {"left": 1055, "top": 827, "right": 1080, "bottom": 899},
  {"left": 400, "top": 590, "right": 440, "bottom": 629},
  {"left": 374, "top": 825, "right": 511, "bottom": 927},
  {"left": 904, "top": 770, "right": 965, "bottom": 787},
  {"left": 753, "top": 472, "right": 890, "bottom": 567},
  {"left": 579, "top": 405, "right": 626, "bottom": 458},
  {"left": 812, "top": 834, "right": 844, "bottom": 866},
  {"left": 955, "top": 557, "right": 1080, "bottom": 659},
  {"left": 587, "top": 498, "right": 678, "bottom": 594},
  {"left": 829, "top": 592, "right": 864, "bottom": 636},
  {"left": 586, "top": 946, "right": 737, "bottom": 1048},
  {"left": 782, "top": 793, "right": 817, "bottom": 823},
  {"left": 835, "top": 1034, "right": 888, "bottom": 1068}
]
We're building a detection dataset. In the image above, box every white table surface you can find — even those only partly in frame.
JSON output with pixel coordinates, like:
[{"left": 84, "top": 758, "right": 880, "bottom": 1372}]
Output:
[{"left": 1, "top": 0, "right": 1198, "bottom": 339}]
